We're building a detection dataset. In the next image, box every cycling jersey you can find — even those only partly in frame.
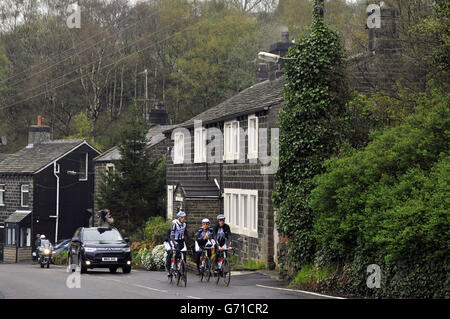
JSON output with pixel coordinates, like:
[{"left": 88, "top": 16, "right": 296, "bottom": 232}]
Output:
[{"left": 213, "top": 223, "right": 232, "bottom": 248}]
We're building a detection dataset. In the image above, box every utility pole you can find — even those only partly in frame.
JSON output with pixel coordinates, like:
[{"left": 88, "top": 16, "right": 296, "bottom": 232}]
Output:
[{"left": 137, "top": 69, "right": 156, "bottom": 125}]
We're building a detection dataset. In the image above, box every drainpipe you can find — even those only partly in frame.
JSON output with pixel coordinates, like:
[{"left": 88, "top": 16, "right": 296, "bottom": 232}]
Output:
[{"left": 53, "top": 162, "right": 60, "bottom": 243}]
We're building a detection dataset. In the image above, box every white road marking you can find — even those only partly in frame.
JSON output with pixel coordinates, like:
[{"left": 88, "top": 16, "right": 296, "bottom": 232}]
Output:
[
  {"left": 255, "top": 284, "right": 346, "bottom": 299},
  {"left": 133, "top": 284, "right": 169, "bottom": 293},
  {"left": 187, "top": 295, "right": 202, "bottom": 299}
]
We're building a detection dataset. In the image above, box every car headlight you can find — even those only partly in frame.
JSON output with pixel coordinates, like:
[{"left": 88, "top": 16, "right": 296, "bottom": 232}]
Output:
[
  {"left": 84, "top": 247, "right": 96, "bottom": 252},
  {"left": 122, "top": 247, "right": 131, "bottom": 253}
]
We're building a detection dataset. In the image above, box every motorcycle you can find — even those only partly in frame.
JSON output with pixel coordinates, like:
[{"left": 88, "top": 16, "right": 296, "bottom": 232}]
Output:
[{"left": 38, "top": 246, "right": 53, "bottom": 268}]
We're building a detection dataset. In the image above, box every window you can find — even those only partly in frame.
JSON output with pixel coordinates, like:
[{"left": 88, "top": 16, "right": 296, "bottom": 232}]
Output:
[
  {"left": 248, "top": 115, "right": 258, "bottom": 159},
  {"left": 194, "top": 127, "right": 207, "bottom": 163},
  {"left": 106, "top": 163, "right": 115, "bottom": 174},
  {"left": 173, "top": 132, "right": 185, "bottom": 164},
  {"left": 223, "top": 189, "right": 258, "bottom": 238},
  {"left": 0, "top": 184, "right": 5, "bottom": 206},
  {"left": 241, "top": 194, "right": 248, "bottom": 229},
  {"left": 167, "top": 185, "right": 174, "bottom": 220},
  {"left": 6, "top": 227, "right": 15, "bottom": 245},
  {"left": 20, "top": 227, "right": 31, "bottom": 247},
  {"left": 233, "top": 194, "right": 239, "bottom": 226},
  {"left": 224, "top": 120, "right": 240, "bottom": 161},
  {"left": 250, "top": 195, "right": 257, "bottom": 232},
  {"left": 21, "top": 184, "right": 29, "bottom": 207},
  {"left": 79, "top": 153, "right": 88, "bottom": 181}
]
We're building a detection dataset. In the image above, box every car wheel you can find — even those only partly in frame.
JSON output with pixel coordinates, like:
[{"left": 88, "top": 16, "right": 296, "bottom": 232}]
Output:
[
  {"left": 79, "top": 255, "right": 87, "bottom": 274},
  {"left": 122, "top": 265, "right": 131, "bottom": 274}
]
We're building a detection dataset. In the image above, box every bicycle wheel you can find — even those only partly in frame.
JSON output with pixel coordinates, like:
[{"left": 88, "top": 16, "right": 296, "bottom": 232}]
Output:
[
  {"left": 177, "top": 260, "right": 187, "bottom": 287},
  {"left": 223, "top": 259, "right": 231, "bottom": 287},
  {"left": 168, "top": 270, "right": 173, "bottom": 284},
  {"left": 205, "top": 257, "right": 211, "bottom": 283}
]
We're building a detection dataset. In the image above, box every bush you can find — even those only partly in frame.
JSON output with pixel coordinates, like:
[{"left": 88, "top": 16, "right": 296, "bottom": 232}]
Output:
[
  {"left": 310, "top": 91, "right": 450, "bottom": 298},
  {"left": 141, "top": 245, "right": 167, "bottom": 271},
  {"left": 144, "top": 216, "right": 171, "bottom": 244},
  {"left": 52, "top": 251, "right": 68, "bottom": 266}
]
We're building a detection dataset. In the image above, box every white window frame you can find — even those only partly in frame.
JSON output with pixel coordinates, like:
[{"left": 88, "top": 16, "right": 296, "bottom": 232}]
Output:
[
  {"left": 167, "top": 185, "right": 174, "bottom": 220},
  {"left": 248, "top": 115, "right": 259, "bottom": 160},
  {"left": 21, "top": 184, "right": 30, "bottom": 208},
  {"left": 224, "top": 120, "right": 240, "bottom": 161},
  {"left": 223, "top": 188, "right": 258, "bottom": 238},
  {"left": 194, "top": 127, "right": 207, "bottom": 163},
  {"left": 79, "top": 153, "right": 88, "bottom": 181},
  {"left": 173, "top": 132, "right": 185, "bottom": 165},
  {"left": 0, "top": 184, "right": 5, "bottom": 206}
]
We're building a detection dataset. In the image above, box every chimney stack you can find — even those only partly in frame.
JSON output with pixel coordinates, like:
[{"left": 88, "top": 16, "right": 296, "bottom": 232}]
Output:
[
  {"left": 27, "top": 116, "right": 51, "bottom": 148},
  {"left": 148, "top": 102, "right": 169, "bottom": 127}
]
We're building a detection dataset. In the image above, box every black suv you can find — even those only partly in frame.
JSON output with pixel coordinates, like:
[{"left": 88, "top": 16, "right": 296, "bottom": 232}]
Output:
[{"left": 68, "top": 227, "right": 132, "bottom": 274}]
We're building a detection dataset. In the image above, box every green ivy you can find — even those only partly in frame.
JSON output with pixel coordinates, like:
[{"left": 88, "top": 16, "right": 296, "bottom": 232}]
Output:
[{"left": 272, "top": 1, "right": 350, "bottom": 268}]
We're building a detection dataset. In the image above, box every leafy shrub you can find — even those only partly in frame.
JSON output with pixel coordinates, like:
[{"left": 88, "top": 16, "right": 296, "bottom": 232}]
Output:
[
  {"left": 52, "top": 251, "right": 68, "bottom": 266},
  {"left": 144, "top": 216, "right": 171, "bottom": 244},
  {"left": 141, "top": 249, "right": 154, "bottom": 271},
  {"left": 141, "top": 245, "right": 167, "bottom": 271},
  {"left": 310, "top": 91, "right": 450, "bottom": 298}
]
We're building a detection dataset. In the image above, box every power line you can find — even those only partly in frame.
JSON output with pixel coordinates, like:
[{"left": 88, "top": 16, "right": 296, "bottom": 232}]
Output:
[
  {"left": 5, "top": 18, "right": 181, "bottom": 100},
  {"left": 1, "top": 7, "right": 162, "bottom": 90},
  {"left": 0, "top": 14, "right": 205, "bottom": 112}
]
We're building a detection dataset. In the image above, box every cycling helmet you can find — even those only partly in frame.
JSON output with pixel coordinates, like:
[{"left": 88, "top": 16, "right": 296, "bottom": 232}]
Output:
[
  {"left": 202, "top": 218, "right": 210, "bottom": 224},
  {"left": 217, "top": 214, "right": 225, "bottom": 221},
  {"left": 177, "top": 211, "right": 186, "bottom": 218}
]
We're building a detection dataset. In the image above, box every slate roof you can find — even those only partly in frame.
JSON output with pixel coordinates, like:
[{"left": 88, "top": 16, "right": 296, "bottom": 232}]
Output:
[
  {"left": 170, "top": 77, "right": 285, "bottom": 130},
  {"left": 4, "top": 210, "right": 31, "bottom": 223},
  {"left": 0, "top": 139, "right": 85, "bottom": 174},
  {"left": 93, "top": 146, "right": 121, "bottom": 162},
  {"left": 0, "top": 153, "right": 7, "bottom": 163},
  {"left": 176, "top": 180, "right": 220, "bottom": 198},
  {"left": 146, "top": 124, "right": 176, "bottom": 148},
  {"left": 95, "top": 124, "right": 175, "bottom": 162}
]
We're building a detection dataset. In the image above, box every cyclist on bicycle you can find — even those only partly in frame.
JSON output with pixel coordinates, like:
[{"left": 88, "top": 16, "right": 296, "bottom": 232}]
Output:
[
  {"left": 169, "top": 210, "right": 189, "bottom": 276},
  {"left": 194, "top": 218, "right": 215, "bottom": 275},
  {"left": 213, "top": 214, "right": 232, "bottom": 272}
]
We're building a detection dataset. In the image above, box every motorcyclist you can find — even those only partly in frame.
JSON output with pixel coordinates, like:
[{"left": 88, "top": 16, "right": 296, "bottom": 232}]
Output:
[
  {"left": 38, "top": 235, "right": 53, "bottom": 259},
  {"left": 97, "top": 209, "right": 114, "bottom": 228},
  {"left": 194, "top": 218, "right": 215, "bottom": 275},
  {"left": 168, "top": 210, "right": 189, "bottom": 275},
  {"left": 213, "top": 215, "right": 232, "bottom": 272}
]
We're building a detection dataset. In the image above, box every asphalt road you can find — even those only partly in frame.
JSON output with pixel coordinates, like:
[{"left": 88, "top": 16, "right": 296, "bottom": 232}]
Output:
[{"left": 0, "top": 263, "right": 340, "bottom": 299}]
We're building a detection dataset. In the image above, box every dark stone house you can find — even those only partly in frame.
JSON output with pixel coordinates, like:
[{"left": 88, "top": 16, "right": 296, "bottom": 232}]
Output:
[
  {"left": 0, "top": 122, "right": 100, "bottom": 263},
  {"left": 163, "top": 30, "right": 292, "bottom": 269}
]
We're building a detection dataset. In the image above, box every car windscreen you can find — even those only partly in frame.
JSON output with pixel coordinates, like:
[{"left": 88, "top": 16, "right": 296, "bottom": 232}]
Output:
[
  {"left": 83, "top": 229, "right": 123, "bottom": 244},
  {"left": 55, "top": 239, "right": 69, "bottom": 249}
]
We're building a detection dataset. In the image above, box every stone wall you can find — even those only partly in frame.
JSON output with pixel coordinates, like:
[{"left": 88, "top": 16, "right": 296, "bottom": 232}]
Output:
[{"left": 0, "top": 174, "right": 34, "bottom": 223}]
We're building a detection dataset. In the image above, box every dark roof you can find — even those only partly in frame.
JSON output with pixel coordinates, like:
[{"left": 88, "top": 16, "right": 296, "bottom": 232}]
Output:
[
  {"left": 176, "top": 180, "right": 220, "bottom": 198},
  {"left": 146, "top": 124, "right": 176, "bottom": 148},
  {"left": 0, "top": 139, "right": 88, "bottom": 174},
  {"left": 4, "top": 210, "right": 31, "bottom": 224},
  {"left": 0, "top": 153, "right": 7, "bottom": 163},
  {"left": 95, "top": 124, "right": 176, "bottom": 162},
  {"left": 169, "top": 77, "right": 285, "bottom": 131},
  {"left": 94, "top": 146, "right": 121, "bottom": 162}
]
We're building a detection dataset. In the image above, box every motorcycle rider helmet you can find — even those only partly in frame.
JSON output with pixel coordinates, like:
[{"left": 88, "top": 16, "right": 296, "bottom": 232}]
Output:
[
  {"left": 202, "top": 218, "right": 210, "bottom": 224},
  {"left": 40, "top": 234, "right": 46, "bottom": 239},
  {"left": 217, "top": 214, "right": 226, "bottom": 221},
  {"left": 177, "top": 211, "right": 186, "bottom": 218}
]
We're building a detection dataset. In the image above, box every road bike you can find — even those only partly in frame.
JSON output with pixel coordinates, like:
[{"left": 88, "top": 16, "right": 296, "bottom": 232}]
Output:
[
  {"left": 213, "top": 248, "right": 235, "bottom": 287},
  {"left": 168, "top": 248, "right": 190, "bottom": 287},
  {"left": 199, "top": 247, "right": 213, "bottom": 282}
]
